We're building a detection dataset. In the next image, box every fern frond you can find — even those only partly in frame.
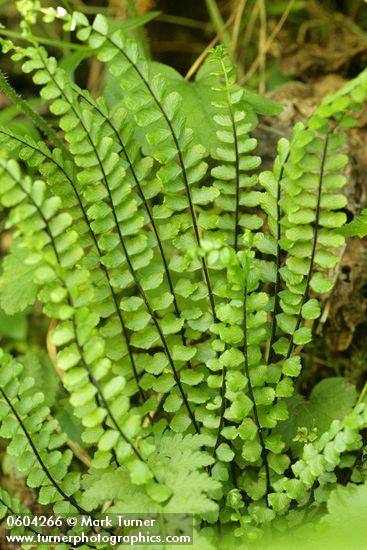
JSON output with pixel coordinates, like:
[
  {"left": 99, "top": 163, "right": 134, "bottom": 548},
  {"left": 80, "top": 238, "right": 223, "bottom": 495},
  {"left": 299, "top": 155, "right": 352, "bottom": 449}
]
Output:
[
  {"left": 0, "top": 70, "right": 65, "bottom": 151},
  {"left": 76, "top": 13, "right": 217, "bottom": 321},
  {"left": 18, "top": 44, "right": 202, "bottom": 429},
  {"left": 0, "top": 350, "right": 86, "bottom": 514},
  {"left": 0, "top": 128, "right": 145, "bottom": 399},
  {"left": 210, "top": 47, "right": 261, "bottom": 251},
  {"left": 0, "top": 156, "right": 154, "bottom": 479}
]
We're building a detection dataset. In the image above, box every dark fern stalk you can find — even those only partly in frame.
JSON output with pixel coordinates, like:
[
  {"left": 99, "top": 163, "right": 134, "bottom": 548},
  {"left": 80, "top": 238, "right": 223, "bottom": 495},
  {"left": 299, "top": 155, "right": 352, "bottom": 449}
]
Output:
[
  {"left": 242, "top": 286, "right": 271, "bottom": 500},
  {"left": 285, "top": 134, "right": 330, "bottom": 360},
  {"left": 89, "top": 25, "right": 217, "bottom": 321},
  {"left": 1, "top": 45, "right": 146, "bottom": 399},
  {"left": 33, "top": 48, "right": 198, "bottom": 428},
  {"left": 216, "top": 53, "right": 241, "bottom": 251},
  {"left": 0, "top": 384, "right": 88, "bottom": 516},
  {"left": 267, "top": 155, "right": 288, "bottom": 365},
  {"left": 209, "top": 47, "right": 262, "bottom": 464},
  {"left": 0, "top": 159, "right": 148, "bottom": 466},
  {"left": 72, "top": 85, "right": 193, "bottom": 367},
  {"left": 0, "top": 127, "right": 145, "bottom": 400}
]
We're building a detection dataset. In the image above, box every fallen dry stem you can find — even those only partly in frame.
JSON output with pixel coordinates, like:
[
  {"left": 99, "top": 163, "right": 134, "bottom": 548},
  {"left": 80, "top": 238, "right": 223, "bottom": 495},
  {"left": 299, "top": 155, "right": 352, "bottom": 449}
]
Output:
[
  {"left": 240, "top": 0, "right": 296, "bottom": 85},
  {"left": 231, "top": 0, "right": 248, "bottom": 55},
  {"left": 185, "top": 12, "right": 236, "bottom": 80}
]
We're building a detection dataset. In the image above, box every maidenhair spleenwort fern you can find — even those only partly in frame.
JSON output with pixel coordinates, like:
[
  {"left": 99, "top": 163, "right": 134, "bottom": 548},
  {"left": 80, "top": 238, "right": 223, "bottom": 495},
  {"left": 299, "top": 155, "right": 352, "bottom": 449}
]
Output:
[{"left": 0, "top": 5, "right": 366, "bottom": 549}]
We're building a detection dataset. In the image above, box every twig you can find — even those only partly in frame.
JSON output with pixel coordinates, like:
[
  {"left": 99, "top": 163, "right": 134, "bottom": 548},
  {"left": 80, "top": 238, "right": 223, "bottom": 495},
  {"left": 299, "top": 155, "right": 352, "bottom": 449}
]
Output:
[
  {"left": 231, "top": 0, "right": 247, "bottom": 55},
  {"left": 87, "top": 58, "right": 103, "bottom": 96},
  {"left": 142, "top": 393, "right": 164, "bottom": 428},
  {"left": 66, "top": 439, "right": 92, "bottom": 467},
  {"left": 357, "top": 380, "right": 367, "bottom": 405},
  {"left": 297, "top": 18, "right": 327, "bottom": 44},
  {"left": 299, "top": 353, "right": 334, "bottom": 368},
  {"left": 0, "top": 28, "right": 89, "bottom": 50},
  {"left": 240, "top": 0, "right": 296, "bottom": 85},
  {"left": 158, "top": 14, "right": 209, "bottom": 30},
  {"left": 258, "top": 122, "right": 286, "bottom": 137},
  {"left": 242, "top": 0, "right": 260, "bottom": 56},
  {"left": 258, "top": 0, "right": 267, "bottom": 94},
  {"left": 205, "top": 0, "right": 231, "bottom": 48},
  {"left": 46, "top": 319, "right": 64, "bottom": 381},
  {"left": 185, "top": 13, "right": 236, "bottom": 81}
]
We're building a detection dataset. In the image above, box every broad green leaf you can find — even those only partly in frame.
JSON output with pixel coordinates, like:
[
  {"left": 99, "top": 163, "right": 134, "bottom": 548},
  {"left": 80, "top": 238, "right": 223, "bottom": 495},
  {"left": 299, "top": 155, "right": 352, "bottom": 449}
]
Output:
[
  {"left": 0, "top": 243, "right": 38, "bottom": 314},
  {"left": 340, "top": 208, "right": 367, "bottom": 238},
  {"left": 275, "top": 378, "right": 357, "bottom": 453}
]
